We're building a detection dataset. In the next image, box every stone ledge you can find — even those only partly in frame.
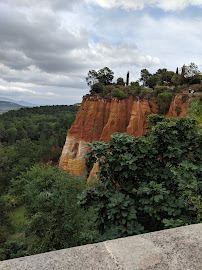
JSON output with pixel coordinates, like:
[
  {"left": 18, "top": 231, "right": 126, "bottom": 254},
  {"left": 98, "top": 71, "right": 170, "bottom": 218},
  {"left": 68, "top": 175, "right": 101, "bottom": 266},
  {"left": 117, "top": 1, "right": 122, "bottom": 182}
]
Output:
[{"left": 0, "top": 224, "right": 202, "bottom": 270}]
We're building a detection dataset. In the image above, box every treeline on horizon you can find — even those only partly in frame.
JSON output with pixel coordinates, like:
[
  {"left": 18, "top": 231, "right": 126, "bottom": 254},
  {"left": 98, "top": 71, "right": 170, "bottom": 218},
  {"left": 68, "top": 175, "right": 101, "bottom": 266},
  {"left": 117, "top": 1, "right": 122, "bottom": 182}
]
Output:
[{"left": 86, "top": 63, "right": 202, "bottom": 100}]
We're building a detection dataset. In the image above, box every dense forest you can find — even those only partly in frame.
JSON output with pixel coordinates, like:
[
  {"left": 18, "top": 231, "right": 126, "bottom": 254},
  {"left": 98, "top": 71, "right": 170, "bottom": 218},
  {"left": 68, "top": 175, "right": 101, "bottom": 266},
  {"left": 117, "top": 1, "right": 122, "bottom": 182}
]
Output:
[
  {"left": 0, "top": 105, "right": 79, "bottom": 260},
  {"left": 0, "top": 65, "right": 202, "bottom": 261}
]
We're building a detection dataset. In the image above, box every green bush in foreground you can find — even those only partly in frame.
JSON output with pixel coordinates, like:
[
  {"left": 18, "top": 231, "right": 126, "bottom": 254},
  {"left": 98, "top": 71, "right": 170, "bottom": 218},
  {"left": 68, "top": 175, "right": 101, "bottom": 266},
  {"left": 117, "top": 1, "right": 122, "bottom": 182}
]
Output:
[
  {"left": 79, "top": 117, "right": 202, "bottom": 241},
  {"left": 10, "top": 165, "right": 95, "bottom": 256}
]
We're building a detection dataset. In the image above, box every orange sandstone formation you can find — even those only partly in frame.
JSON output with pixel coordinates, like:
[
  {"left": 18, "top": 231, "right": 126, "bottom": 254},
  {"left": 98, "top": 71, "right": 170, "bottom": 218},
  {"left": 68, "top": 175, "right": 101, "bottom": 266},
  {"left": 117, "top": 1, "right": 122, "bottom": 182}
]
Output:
[{"left": 59, "top": 94, "right": 188, "bottom": 176}]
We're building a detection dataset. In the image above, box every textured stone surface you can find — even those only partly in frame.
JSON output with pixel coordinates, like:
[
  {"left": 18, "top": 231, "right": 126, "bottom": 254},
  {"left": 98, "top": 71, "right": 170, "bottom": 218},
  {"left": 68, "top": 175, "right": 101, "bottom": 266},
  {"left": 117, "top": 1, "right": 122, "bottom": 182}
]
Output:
[
  {"left": 0, "top": 243, "right": 119, "bottom": 270},
  {"left": 59, "top": 94, "right": 189, "bottom": 176},
  {"left": 1, "top": 224, "right": 201, "bottom": 270},
  {"left": 106, "top": 224, "right": 202, "bottom": 270}
]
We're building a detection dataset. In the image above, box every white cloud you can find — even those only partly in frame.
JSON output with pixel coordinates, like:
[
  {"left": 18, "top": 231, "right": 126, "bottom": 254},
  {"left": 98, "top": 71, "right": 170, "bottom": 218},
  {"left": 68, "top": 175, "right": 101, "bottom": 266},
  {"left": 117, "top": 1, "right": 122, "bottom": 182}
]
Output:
[
  {"left": 0, "top": 85, "right": 57, "bottom": 96},
  {"left": 86, "top": 0, "right": 202, "bottom": 11}
]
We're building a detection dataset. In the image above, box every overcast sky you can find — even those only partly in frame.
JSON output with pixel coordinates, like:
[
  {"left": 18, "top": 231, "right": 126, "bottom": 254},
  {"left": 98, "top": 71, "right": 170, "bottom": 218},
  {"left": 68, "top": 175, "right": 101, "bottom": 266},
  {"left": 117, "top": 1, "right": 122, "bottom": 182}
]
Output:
[{"left": 0, "top": 0, "right": 202, "bottom": 105}]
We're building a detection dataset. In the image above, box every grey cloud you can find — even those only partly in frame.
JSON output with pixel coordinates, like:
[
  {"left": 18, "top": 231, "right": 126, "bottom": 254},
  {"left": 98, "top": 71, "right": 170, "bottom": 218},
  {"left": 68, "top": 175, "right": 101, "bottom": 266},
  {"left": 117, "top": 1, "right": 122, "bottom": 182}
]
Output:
[
  {"left": 0, "top": 1, "right": 164, "bottom": 105},
  {"left": 0, "top": 6, "right": 89, "bottom": 72},
  {"left": 1, "top": 0, "right": 84, "bottom": 10}
]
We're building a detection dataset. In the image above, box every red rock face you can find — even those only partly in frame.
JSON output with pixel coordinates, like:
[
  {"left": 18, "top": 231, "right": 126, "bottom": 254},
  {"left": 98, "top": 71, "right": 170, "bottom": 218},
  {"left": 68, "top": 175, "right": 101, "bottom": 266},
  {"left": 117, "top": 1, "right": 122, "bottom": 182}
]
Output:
[{"left": 59, "top": 94, "right": 188, "bottom": 176}]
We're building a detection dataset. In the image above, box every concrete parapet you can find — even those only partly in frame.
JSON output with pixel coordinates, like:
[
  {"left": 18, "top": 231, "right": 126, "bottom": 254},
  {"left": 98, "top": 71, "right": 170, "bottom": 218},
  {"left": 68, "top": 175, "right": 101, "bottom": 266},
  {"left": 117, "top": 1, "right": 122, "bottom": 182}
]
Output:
[{"left": 0, "top": 223, "right": 202, "bottom": 270}]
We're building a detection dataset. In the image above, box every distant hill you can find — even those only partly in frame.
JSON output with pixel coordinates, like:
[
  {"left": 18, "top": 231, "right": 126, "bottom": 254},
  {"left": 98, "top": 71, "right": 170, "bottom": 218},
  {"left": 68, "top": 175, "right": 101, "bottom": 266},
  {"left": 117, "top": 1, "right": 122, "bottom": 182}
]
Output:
[
  {"left": 16, "top": 100, "right": 36, "bottom": 107},
  {"left": 0, "top": 101, "right": 24, "bottom": 113},
  {"left": 0, "top": 97, "right": 36, "bottom": 107}
]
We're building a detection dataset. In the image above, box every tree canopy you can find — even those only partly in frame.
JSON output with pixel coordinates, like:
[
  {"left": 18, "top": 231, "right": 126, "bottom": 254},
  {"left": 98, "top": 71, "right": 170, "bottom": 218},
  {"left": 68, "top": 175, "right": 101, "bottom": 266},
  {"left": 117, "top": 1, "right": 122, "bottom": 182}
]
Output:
[
  {"left": 86, "top": 67, "right": 114, "bottom": 94},
  {"left": 80, "top": 116, "right": 202, "bottom": 240}
]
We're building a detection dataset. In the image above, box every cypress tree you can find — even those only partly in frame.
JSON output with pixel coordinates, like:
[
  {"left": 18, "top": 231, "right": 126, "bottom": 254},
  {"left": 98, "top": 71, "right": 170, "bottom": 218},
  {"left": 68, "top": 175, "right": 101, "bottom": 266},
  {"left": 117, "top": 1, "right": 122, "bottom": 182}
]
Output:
[{"left": 126, "top": 71, "right": 129, "bottom": 86}]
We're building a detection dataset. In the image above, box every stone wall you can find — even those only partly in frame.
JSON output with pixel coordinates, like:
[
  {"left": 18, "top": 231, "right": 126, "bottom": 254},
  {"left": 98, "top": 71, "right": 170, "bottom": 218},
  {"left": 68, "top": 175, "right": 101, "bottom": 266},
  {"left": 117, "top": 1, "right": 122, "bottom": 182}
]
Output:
[{"left": 0, "top": 224, "right": 201, "bottom": 270}]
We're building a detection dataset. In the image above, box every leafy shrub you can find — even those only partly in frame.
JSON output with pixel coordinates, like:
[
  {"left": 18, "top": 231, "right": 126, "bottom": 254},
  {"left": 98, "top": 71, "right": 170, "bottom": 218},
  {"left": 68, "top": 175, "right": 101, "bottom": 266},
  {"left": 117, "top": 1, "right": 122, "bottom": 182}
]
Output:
[
  {"left": 188, "top": 101, "right": 202, "bottom": 128},
  {"left": 90, "top": 82, "right": 104, "bottom": 94},
  {"left": 103, "top": 85, "right": 115, "bottom": 97},
  {"left": 13, "top": 165, "right": 95, "bottom": 255},
  {"left": 147, "top": 114, "right": 165, "bottom": 127},
  {"left": 157, "top": 92, "right": 172, "bottom": 114},
  {"left": 111, "top": 89, "right": 127, "bottom": 99},
  {"left": 79, "top": 117, "right": 202, "bottom": 241},
  {"left": 153, "top": 85, "right": 169, "bottom": 96},
  {"left": 139, "top": 88, "right": 153, "bottom": 99},
  {"left": 0, "top": 240, "right": 28, "bottom": 261}
]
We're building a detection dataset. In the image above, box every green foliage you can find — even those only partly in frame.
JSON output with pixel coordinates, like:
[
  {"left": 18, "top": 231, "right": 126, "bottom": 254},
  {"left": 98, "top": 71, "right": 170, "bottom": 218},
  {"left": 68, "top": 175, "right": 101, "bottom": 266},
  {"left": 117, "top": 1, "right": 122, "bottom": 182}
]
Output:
[
  {"left": 188, "top": 101, "right": 202, "bottom": 128},
  {"left": 102, "top": 85, "right": 116, "bottom": 97},
  {"left": 12, "top": 165, "right": 95, "bottom": 255},
  {"left": 171, "top": 74, "right": 181, "bottom": 86},
  {"left": 80, "top": 117, "right": 202, "bottom": 240},
  {"left": 140, "top": 69, "right": 151, "bottom": 86},
  {"left": 181, "top": 63, "right": 201, "bottom": 85},
  {"left": 155, "top": 69, "right": 174, "bottom": 85},
  {"left": 90, "top": 82, "right": 104, "bottom": 94},
  {"left": 139, "top": 88, "right": 153, "bottom": 99},
  {"left": 156, "top": 92, "right": 172, "bottom": 114},
  {"left": 146, "top": 75, "right": 160, "bottom": 89},
  {"left": 175, "top": 106, "right": 182, "bottom": 116},
  {"left": 86, "top": 67, "right": 114, "bottom": 93},
  {"left": 111, "top": 89, "right": 127, "bottom": 99},
  {"left": 0, "top": 240, "right": 28, "bottom": 260},
  {"left": 0, "top": 198, "right": 13, "bottom": 245},
  {"left": 147, "top": 114, "right": 165, "bottom": 127},
  {"left": 79, "top": 180, "right": 144, "bottom": 241},
  {"left": 0, "top": 105, "right": 78, "bottom": 194},
  {"left": 116, "top": 77, "right": 125, "bottom": 86},
  {"left": 153, "top": 85, "right": 169, "bottom": 96},
  {"left": 130, "top": 81, "right": 140, "bottom": 87}
]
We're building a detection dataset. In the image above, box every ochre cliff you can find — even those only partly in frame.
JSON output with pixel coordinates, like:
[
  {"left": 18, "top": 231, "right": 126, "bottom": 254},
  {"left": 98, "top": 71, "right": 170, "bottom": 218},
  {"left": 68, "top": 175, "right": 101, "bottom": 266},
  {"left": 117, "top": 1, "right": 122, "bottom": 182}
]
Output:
[{"left": 59, "top": 94, "right": 189, "bottom": 177}]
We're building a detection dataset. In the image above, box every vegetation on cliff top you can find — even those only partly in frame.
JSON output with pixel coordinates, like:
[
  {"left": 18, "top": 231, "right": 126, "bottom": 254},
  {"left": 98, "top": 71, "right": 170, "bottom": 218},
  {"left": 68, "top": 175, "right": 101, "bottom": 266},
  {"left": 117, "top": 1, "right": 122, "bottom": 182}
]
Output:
[{"left": 86, "top": 64, "right": 202, "bottom": 104}]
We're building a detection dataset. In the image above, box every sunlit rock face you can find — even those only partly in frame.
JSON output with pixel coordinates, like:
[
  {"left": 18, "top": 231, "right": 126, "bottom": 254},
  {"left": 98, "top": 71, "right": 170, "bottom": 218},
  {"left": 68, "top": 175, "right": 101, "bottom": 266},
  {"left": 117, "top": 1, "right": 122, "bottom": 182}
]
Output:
[{"left": 59, "top": 94, "right": 188, "bottom": 176}]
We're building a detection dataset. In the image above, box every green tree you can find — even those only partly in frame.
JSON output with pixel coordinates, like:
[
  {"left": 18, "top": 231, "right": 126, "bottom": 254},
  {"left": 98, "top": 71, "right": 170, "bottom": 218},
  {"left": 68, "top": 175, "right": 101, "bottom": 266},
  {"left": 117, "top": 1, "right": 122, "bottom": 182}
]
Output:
[
  {"left": 146, "top": 75, "right": 160, "bottom": 89},
  {"left": 97, "top": 67, "right": 114, "bottom": 86},
  {"left": 171, "top": 74, "right": 181, "bottom": 86},
  {"left": 13, "top": 165, "right": 95, "bottom": 254},
  {"left": 184, "top": 63, "right": 201, "bottom": 85},
  {"left": 112, "top": 89, "right": 127, "bottom": 99},
  {"left": 156, "top": 92, "right": 172, "bottom": 114},
  {"left": 0, "top": 197, "right": 13, "bottom": 260},
  {"left": 155, "top": 69, "right": 174, "bottom": 85},
  {"left": 86, "top": 69, "right": 98, "bottom": 88},
  {"left": 140, "top": 69, "right": 151, "bottom": 86},
  {"left": 86, "top": 67, "right": 114, "bottom": 94},
  {"left": 79, "top": 117, "right": 202, "bottom": 240},
  {"left": 116, "top": 77, "right": 125, "bottom": 86},
  {"left": 90, "top": 82, "right": 104, "bottom": 94}
]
